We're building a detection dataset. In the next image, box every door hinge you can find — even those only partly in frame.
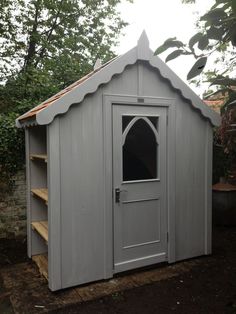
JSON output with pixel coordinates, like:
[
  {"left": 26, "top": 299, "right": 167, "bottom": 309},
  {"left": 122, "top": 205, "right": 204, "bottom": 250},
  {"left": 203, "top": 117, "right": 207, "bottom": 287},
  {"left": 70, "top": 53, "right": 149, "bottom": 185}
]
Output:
[
  {"left": 166, "top": 115, "right": 168, "bottom": 125},
  {"left": 167, "top": 232, "right": 169, "bottom": 242}
]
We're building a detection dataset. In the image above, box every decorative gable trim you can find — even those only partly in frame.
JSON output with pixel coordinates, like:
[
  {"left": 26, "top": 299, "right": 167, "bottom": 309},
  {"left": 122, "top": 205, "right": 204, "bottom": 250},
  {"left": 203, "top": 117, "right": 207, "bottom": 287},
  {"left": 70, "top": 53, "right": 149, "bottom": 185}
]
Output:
[{"left": 16, "top": 31, "right": 220, "bottom": 128}]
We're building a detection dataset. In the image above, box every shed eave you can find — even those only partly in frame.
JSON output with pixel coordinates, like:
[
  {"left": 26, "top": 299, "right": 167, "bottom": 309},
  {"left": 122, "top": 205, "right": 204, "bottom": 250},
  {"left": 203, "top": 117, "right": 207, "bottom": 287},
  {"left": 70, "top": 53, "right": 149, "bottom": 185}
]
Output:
[
  {"left": 36, "top": 50, "right": 220, "bottom": 127},
  {"left": 148, "top": 56, "right": 221, "bottom": 127},
  {"left": 36, "top": 45, "right": 142, "bottom": 125},
  {"left": 16, "top": 116, "right": 38, "bottom": 128}
]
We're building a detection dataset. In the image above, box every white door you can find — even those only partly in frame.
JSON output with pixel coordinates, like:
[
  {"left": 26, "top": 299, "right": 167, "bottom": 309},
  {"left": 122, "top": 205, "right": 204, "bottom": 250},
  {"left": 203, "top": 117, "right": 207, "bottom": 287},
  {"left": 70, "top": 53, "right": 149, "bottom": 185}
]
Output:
[{"left": 112, "top": 104, "right": 168, "bottom": 273}]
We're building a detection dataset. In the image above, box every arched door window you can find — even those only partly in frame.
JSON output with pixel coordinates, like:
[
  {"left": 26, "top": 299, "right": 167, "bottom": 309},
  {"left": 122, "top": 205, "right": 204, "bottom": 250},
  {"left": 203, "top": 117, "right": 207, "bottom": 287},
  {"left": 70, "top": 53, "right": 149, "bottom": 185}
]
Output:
[{"left": 122, "top": 116, "right": 159, "bottom": 181}]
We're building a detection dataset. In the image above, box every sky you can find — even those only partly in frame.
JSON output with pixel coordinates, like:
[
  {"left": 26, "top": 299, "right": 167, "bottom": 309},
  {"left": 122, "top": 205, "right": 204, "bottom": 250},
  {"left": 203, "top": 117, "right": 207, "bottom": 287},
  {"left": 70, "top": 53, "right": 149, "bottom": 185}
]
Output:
[{"left": 116, "top": 0, "right": 214, "bottom": 96}]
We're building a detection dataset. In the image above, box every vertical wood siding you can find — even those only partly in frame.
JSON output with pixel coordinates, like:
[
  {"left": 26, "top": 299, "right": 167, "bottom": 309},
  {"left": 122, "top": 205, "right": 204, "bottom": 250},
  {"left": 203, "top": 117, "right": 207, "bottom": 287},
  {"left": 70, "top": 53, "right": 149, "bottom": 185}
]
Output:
[
  {"left": 57, "top": 61, "right": 212, "bottom": 287},
  {"left": 140, "top": 63, "right": 209, "bottom": 260}
]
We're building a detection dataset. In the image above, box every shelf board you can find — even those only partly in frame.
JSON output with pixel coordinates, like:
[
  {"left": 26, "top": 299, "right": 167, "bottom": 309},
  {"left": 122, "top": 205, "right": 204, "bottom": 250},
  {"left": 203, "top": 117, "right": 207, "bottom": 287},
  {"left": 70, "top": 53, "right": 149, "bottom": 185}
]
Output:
[
  {"left": 30, "top": 154, "right": 47, "bottom": 162},
  {"left": 31, "top": 221, "right": 48, "bottom": 244},
  {"left": 32, "top": 254, "right": 48, "bottom": 281},
  {"left": 31, "top": 188, "right": 48, "bottom": 205}
]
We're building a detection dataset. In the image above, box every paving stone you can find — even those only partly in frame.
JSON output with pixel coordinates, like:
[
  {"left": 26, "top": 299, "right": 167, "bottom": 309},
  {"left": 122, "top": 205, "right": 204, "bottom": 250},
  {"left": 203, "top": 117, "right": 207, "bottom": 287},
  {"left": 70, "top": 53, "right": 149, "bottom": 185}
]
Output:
[
  {"left": 75, "top": 274, "right": 148, "bottom": 302},
  {"left": 58, "top": 289, "right": 83, "bottom": 306},
  {"left": 130, "top": 270, "right": 156, "bottom": 286}
]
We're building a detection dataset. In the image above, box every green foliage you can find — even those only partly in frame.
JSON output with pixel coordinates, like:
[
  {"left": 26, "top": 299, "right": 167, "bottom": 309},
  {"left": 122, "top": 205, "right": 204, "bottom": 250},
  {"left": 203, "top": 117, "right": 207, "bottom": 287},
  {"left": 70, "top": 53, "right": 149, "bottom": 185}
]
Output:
[
  {"left": 213, "top": 144, "right": 232, "bottom": 183},
  {"left": 0, "top": 0, "right": 130, "bottom": 185},
  {"left": 0, "top": 110, "right": 24, "bottom": 185},
  {"left": 155, "top": 0, "right": 236, "bottom": 81},
  {"left": 0, "top": 0, "right": 129, "bottom": 83},
  {"left": 155, "top": 0, "right": 236, "bottom": 182}
]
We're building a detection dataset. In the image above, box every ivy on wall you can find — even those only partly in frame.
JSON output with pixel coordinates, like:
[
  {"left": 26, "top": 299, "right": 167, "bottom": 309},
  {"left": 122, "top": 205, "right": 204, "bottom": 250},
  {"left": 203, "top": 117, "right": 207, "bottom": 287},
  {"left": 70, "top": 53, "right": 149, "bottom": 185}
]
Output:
[{"left": 0, "top": 111, "right": 25, "bottom": 188}]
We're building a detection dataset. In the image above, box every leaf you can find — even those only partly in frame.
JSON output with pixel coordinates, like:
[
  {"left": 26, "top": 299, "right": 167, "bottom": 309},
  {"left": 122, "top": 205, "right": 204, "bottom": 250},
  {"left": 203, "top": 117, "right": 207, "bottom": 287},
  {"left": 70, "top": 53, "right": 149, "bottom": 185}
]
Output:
[
  {"left": 229, "top": 24, "right": 236, "bottom": 46},
  {"left": 155, "top": 37, "right": 176, "bottom": 54},
  {"left": 222, "top": 2, "right": 232, "bottom": 11},
  {"left": 198, "top": 35, "right": 209, "bottom": 50},
  {"left": 165, "top": 50, "right": 183, "bottom": 62},
  {"left": 155, "top": 45, "right": 167, "bottom": 55},
  {"left": 207, "top": 26, "right": 225, "bottom": 40},
  {"left": 155, "top": 38, "right": 184, "bottom": 55},
  {"left": 211, "top": 0, "right": 228, "bottom": 10},
  {"left": 163, "top": 37, "right": 178, "bottom": 43},
  {"left": 189, "top": 32, "right": 203, "bottom": 49},
  {"left": 210, "top": 77, "right": 236, "bottom": 86},
  {"left": 201, "top": 8, "right": 227, "bottom": 22},
  {"left": 187, "top": 57, "right": 207, "bottom": 80},
  {"left": 231, "top": 0, "right": 236, "bottom": 15},
  {"left": 182, "top": 0, "right": 195, "bottom": 3}
]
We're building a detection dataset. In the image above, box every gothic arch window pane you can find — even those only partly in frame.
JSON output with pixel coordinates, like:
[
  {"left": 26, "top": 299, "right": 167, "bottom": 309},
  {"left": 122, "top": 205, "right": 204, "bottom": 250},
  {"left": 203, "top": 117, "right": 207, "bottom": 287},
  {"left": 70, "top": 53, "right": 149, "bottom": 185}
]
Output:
[
  {"left": 122, "top": 116, "right": 133, "bottom": 132},
  {"left": 148, "top": 116, "right": 158, "bottom": 130},
  {"left": 122, "top": 117, "right": 158, "bottom": 181}
]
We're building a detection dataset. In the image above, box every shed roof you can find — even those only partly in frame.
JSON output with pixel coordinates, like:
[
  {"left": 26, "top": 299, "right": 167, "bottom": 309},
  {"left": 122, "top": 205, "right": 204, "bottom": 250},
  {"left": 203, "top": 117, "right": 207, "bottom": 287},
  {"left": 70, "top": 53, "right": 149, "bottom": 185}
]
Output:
[{"left": 16, "top": 31, "right": 221, "bottom": 127}]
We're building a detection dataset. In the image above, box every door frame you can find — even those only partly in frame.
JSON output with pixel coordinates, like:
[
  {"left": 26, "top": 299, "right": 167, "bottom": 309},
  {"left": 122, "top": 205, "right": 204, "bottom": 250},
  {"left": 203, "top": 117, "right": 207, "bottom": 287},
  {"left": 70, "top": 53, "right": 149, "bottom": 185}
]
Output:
[{"left": 103, "top": 94, "right": 176, "bottom": 279}]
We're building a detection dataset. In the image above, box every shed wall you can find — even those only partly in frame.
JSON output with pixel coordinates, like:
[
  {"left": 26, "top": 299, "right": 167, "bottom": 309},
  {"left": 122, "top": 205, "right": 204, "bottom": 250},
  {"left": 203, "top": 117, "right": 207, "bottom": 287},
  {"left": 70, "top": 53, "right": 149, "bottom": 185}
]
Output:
[
  {"left": 56, "top": 62, "right": 212, "bottom": 288},
  {"left": 59, "top": 89, "right": 104, "bottom": 287},
  {"left": 136, "top": 63, "right": 212, "bottom": 261},
  {"left": 58, "top": 65, "right": 139, "bottom": 287},
  {"left": 174, "top": 98, "right": 211, "bottom": 260}
]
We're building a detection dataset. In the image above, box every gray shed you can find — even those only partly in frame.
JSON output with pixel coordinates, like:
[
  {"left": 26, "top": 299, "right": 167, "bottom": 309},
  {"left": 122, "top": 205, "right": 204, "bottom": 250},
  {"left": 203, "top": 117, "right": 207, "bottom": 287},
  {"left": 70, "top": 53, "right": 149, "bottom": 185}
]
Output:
[{"left": 16, "top": 31, "right": 220, "bottom": 291}]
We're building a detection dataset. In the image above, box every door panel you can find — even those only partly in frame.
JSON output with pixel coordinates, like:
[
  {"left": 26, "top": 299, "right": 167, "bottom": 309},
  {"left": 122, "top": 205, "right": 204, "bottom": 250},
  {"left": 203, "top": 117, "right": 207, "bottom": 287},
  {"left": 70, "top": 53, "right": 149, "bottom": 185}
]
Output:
[
  {"left": 122, "top": 199, "right": 160, "bottom": 248},
  {"left": 112, "top": 104, "right": 168, "bottom": 272}
]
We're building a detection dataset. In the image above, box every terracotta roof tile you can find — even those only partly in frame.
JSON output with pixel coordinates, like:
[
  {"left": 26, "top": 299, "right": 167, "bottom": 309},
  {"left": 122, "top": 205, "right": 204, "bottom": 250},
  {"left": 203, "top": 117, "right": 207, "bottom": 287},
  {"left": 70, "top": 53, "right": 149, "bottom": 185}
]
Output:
[
  {"left": 204, "top": 100, "right": 224, "bottom": 113},
  {"left": 19, "top": 57, "right": 117, "bottom": 122}
]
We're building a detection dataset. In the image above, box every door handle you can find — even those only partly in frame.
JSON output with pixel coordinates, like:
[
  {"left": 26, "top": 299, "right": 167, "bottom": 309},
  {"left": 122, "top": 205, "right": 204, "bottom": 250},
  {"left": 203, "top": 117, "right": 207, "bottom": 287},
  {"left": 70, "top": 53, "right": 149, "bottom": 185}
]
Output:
[{"left": 115, "top": 188, "right": 127, "bottom": 203}]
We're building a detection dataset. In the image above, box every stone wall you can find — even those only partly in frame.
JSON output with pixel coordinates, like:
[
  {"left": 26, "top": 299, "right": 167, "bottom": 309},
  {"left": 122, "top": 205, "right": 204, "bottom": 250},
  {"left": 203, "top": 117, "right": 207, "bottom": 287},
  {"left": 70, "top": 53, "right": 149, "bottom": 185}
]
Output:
[{"left": 0, "top": 170, "right": 27, "bottom": 239}]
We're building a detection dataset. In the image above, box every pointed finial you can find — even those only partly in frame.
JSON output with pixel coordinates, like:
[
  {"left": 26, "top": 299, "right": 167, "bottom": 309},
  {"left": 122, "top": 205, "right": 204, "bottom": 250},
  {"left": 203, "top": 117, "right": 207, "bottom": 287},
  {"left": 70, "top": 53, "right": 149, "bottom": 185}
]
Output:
[
  {"left": 138, "top": 30, "right": 149, "bottom": 47},
  {"left": 137, "top": 30, "right": 151, "bottom": 60},
  {"left": 94, "top": 59, "right": 102, "bottom": 70}
]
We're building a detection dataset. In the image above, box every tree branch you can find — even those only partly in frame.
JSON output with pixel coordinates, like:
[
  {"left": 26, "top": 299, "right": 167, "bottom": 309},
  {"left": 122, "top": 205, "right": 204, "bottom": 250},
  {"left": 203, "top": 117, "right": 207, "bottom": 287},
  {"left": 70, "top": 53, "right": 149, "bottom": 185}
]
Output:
[
  {"left": 35, "top": 0, "right": 63, "bottom": 67},
  {"left": 24, "top": 0, "right": 40, "bottom": 70}
]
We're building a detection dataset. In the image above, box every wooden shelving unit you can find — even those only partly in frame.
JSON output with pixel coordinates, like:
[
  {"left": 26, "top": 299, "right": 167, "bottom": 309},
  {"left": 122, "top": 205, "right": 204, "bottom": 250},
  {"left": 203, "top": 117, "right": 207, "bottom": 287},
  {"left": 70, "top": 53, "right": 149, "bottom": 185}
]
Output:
[
  {"left": 28, "top": 127, "right": 49, "bottom": 283},
  {"left": 30, "top": 154, "right": 48, "bottom": 163},
  {"left": 31, "top": 188, "right": 48, "bottom": 205},
  {"left": 31, "top": 221, "right": 48, "bottom": 244}
]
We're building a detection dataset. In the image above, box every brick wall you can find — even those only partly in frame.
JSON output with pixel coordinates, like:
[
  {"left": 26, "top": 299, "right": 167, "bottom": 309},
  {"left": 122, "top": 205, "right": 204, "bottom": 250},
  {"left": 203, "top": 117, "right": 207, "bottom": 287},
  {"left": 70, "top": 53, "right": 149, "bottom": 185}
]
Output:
[{"left": 0, "top": 170, "right": 27, "bottom": 239}]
